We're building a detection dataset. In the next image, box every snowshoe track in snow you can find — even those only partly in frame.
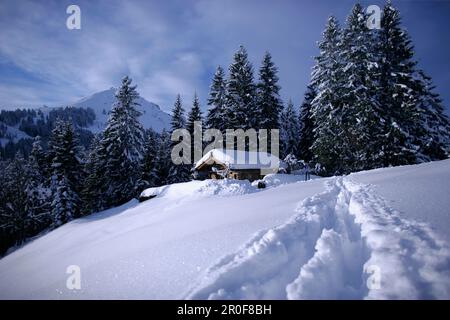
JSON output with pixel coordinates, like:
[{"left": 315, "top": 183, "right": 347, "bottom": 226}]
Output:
[{"left": 187, "top": 177, "right": 450, "bottom": 299}]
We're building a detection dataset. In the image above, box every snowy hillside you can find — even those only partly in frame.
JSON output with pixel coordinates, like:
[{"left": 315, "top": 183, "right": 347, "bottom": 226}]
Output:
[
  {"left": 0, "top": 124, "right": 32, "bottom": 147},
  {"left": 1, "top": 160, "right": 450, "bottom": 299},
  {"left": 0, "top": 89, "right": 170, "bottom": 149},
  {"left": 71, "top": 88, "right": 171, "bottom": 133}
]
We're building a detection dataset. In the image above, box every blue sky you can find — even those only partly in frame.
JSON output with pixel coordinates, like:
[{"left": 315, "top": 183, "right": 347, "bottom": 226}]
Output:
[{"left": 0, "top": 0, "right": 449, "bottom": 114}]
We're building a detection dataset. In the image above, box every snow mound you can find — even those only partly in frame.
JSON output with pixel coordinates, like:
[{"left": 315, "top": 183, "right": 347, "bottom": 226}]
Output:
[
  {"left": 258, "top": 173, "right": 319, "bottom": 187},
  {"left": 187, "top": 177, "right": 450, "bottom": 300},
  {"left": 140, "top": 179, "right": 256, "bottom": 202},
  {"left": 141, "top": 175, "right": 318, "bottom": 203}
]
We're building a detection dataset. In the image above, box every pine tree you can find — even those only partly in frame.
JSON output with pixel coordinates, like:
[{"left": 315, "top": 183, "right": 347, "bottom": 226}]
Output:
[
  {"left": 49, "top": 120, "right": 81, "bottom": 222},
  {"left": 154, "top": 130, "right": 172, "bottom": 186},
  {"left": 187, "top": 93, "right": 203, "bottom": 135},
  {"left": 310, "top": 16, "right": 345, "bottom": 174},
  {"left": 29, "top": 136, "right": 49, "bottom": 180},
  {"left": 167, "top": 95, "right": 191, "bottom": 184},
  {"left": 280, "top": 99, "right": 299, "bottom": 158},
  {"left": 81, "top": 134, "right": 107, "bottom": 214},
  {"left": 0, "top": 153, "right": 29, "bottom": 248},
  {"left": 415, "top": 70, "right": 450, "bottom": 160},
  {"left": 225, "top": 45, "right": 257, "bottom": 130},
  {"left": 51, "top": 176, "right": 79, "bottom": 227},
  {"left": 99, "top": 76, "right": 145, "bottom": 206},
  {"left": 256, "top": 52, "right": 283, "bottom": 130},
  {"left": 186, "top": 93, "right": 203, "bottom": 163},
  {"left": 206, "top": 66, "right": 227, "bottom": 133},
  {"left": 138, "top": 129, "right": 160, "bottom": 190},
  {"left": 49, "top": 120, "right": 82, "bottom": 192},
  {"left": 298, "top": 85, "right": 316, "bottom": 162},
  {"left": 376, "top": 1, "right": 420, "bottom": 167},
  {"left": 25, "top": 136, "right": 51, "bottom": 233},
  {"left": 171, "top": 94, "right": 186, "bottom": 131},
  {"left": 338, "top": 3, "right": 383, "bottom": 172}
]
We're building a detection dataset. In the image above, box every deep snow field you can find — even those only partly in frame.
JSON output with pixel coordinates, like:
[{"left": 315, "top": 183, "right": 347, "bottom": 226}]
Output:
[{"left": 0, "top": 160, "right": 449, "bottom": 299}]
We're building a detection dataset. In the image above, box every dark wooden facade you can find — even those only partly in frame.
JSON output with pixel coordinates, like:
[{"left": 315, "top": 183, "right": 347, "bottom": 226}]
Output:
[{"left": 195, "top": 162, "right": 263, "bottom": 182}]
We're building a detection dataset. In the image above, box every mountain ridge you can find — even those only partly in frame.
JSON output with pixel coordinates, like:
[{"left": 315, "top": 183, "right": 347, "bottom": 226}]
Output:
[
  {"left": 70, "top": 88, "right": 171, "bottom": 133},
  {"left": 0, "top": 89, "right": 171, "bottom": 154}
]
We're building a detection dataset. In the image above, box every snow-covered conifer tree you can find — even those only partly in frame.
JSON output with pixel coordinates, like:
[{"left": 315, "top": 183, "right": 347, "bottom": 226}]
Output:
[
  {"left": 298, "top": 85, "right": 316, "bottom": 162},
  {"left": 338, "top": 3, "right": 383, "bottom": 172},
  {"left": 280, "top": 99, "right": 300, "bottom": 158},
  {"left": 225, "top": 46, "right": 257, "bottom": 130},
  {"left": 51, "top": 176, "right": 79, "bottom": 227},
  {"left": 310, "top": 16, "right": 345, "bottom": 174},
  {"left": 154, "top": 130, "right": 172, "bottom": 186},
  {"left": 99, "top": 76, "right": 145, "bottom": 205},
  {"left": 375, "top": 1, "right": 421, "bottom": 167},
  {"left": 186, "top": 93, "right": 203, "bottom": 163},
  {"left": 414, "top": 70, "right": 450, "bottom": 160},
  {"left": 168, "top": 95, "right": 192, "bottom": 184},
  {"left": 171, "top": 94, "right": 186, "bottom": 131},
  {"left": 81, "top": 134, "right": 107, "bottom": 214},
  {"left": 49, "top": 120, "right": 81, "bottom": 221},
  {"left": 25, "top": 136, "right": 51, "bottom": 233},
  {"left": 187, "top": 93, "right": 203, "bottom": 135},
  {"left": 256, "top": 52, "right": 283, "bottom": 131},
  {"left": 0, "top": 153, "right": 29, "bottom": 247},
  {"left": 138, "top": 129, "right": 160, "bottom": 190},
  {"left": 206, "top": 66, "right": 227, "bottom": 133}
]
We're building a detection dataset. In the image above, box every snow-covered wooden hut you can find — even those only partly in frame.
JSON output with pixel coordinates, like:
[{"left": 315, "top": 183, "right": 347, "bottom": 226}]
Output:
[{"left": 194, "top": 149, "right": 287, "bottom": 181}]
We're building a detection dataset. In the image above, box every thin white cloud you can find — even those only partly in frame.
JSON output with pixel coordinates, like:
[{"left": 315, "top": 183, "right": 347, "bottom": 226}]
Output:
[{"left": 1, "top": 0, "right": 448, "bottom": 115}]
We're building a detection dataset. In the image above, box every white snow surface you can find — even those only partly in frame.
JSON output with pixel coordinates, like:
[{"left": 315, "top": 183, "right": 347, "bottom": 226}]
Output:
[
  {"left": 140, "top": 179, "right": 254, "bottom": 200},
  {"left": 1, "top": 160, "right": 450, "bottom": 299}
]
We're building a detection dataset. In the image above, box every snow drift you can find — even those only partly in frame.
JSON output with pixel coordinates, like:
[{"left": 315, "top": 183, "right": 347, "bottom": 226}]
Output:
[
  {"left": 188, "top": 177, "right": 450, "bottom": 299},
  {"left": 0, "top": 160, "right": 450, "bottom": 299}
]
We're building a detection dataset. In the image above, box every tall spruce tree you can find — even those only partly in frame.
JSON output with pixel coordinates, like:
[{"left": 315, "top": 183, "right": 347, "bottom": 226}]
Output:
[
  {"left": 280, "top": 99, "right": 300, "bottom": 158},
  {"left": 225, "top": 46, "right": 257, "bottom": 130},
  {"left": 49, "top": 120, "right": 81, "bottom": 223},
  {"left": 51, "top": 176, "right": 79, "bottom": 227},
  {"left": 167, "top": 95, "right": 191, "bottom": 184},
  {"left": 81, "top": 134, "right": 107, "bottom": 214},
  {"left": 376, "top": 1, "right": 420, "bottom": 167},
  {"left": 29, "top": 136, "right": 49, "bottom": 181},
  {"left": 25, "top": 136, "right": 51, "bottom": 233},
  {"left": 171, "top": 94, "right": 186, "bottom": 131},
  {"left": 338, "top": 3, "right": 383, "bottom": 172},
  {"left": 298, "top": 85, "right": 316, "bottom": 162},
  {"left": 154, "top": 130, "right": 172, "bottom": 186},
  {"left": 99, "top": 76, "right": 145, "bottom": 206},
  {"left": 206, "top": 66, "right": 227, "bottom": 132},
  {"left": 138, "top": 129, "right": 160, "bottom": 190},
  {"left": 414, "top": 70, "right": 450, "bottom": 160},
  {"left": 256, "top": 52, "right": 283, "bottom": 130},
  {"left": 187, "top": 93, "right": 203, "bottom": 135},
  {"left": 0, "top": 153, "right": 29, "bottom": 249},
  {"left": 187, "top": 93, "right": 203, "bottom": 163},
  {"left": 49, "top": 120, "right": 81, "bottom": 192},
  {"left": 310, "top": 16, "right": 345, "bottom": 174}
]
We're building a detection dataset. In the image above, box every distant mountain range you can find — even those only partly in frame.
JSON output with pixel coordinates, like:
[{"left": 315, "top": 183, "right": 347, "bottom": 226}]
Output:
[{"left": 0, "top": 89, "right": 171, "bottom": 158}]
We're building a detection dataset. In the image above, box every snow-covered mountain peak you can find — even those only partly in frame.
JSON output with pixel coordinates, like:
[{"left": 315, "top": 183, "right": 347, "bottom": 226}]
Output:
[{"left": 71, "top": 88, "right": 171, "bottom": 133}]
